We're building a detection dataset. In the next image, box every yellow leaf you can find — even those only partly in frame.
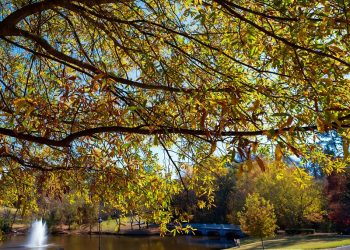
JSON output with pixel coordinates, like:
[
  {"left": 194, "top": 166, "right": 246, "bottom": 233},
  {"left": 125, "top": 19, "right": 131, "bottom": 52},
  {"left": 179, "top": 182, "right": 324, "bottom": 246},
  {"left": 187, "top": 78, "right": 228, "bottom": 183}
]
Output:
[
  {"left": 197, "top": 200, "right": 206, "bottom": 209},
  {"left": 246, "top": 159, "right": 253, "bottom": 171},
  {"left": 275, "top": 144, "right": 283, "bottom": 162},
  {"left": 93, "top": 148, "right": 102, "bottom": 157},
  {"left": 316, "top": 117, "right": 325, "bottom": 132}
]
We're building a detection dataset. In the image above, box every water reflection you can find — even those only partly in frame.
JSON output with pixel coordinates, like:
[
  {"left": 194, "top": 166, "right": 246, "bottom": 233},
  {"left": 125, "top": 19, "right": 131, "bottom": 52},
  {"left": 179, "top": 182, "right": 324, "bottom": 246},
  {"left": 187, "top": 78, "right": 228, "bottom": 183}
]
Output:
[{"left": 0, "top": 234, "right": 235, "bottom": 250}]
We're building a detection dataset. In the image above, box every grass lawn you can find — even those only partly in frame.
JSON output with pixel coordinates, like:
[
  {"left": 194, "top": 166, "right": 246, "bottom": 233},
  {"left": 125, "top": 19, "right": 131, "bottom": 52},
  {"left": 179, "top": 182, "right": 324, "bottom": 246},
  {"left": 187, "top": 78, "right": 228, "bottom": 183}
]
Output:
[
  {"left": 100, "top": 219, "right": 119, "bottom": 232},
  {"left": 229, "top": 234, "right": 350, "bottom": 249},
  {"left": 100, "top": 217, "right": 139, "bottom": 232}
]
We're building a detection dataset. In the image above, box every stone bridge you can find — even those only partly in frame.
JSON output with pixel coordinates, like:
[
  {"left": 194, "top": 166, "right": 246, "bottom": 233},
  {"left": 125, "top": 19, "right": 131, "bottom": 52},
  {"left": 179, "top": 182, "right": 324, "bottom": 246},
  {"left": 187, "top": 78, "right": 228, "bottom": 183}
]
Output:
[{"left": 183, "top": 223, "right": 242, "bottom": 237}]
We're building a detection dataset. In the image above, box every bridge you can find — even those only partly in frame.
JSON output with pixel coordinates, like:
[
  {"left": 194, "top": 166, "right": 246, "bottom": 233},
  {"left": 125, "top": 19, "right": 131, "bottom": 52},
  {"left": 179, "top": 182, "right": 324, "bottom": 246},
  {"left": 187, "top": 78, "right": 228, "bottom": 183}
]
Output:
[{"left": 182, "top": 223, "right": 243, "bottom": 237}]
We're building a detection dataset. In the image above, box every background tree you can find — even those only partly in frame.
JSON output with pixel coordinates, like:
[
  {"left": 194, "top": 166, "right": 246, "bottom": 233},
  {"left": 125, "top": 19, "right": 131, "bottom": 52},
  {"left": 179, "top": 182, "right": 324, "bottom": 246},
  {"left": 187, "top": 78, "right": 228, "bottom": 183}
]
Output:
[
  {"left": 193, "top": 167, "right": 236, "bottom": 223},
  {"left": 238, "top": 193, "right": 277, "bottom": 249},
  {"left": 326, "top": 170, "right": 350, "bottom": 232},
  {"left": 228, "top": 161, "right": 325, "bottom": 229},
  {"left": 172, "top": 160, "right": 235, "bottom": 224}
]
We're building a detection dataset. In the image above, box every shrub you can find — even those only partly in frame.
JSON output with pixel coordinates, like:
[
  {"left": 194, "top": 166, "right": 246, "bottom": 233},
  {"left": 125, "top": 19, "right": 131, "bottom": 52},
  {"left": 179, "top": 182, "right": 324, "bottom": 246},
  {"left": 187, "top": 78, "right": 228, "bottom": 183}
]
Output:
[{"left": 0, "top": 217, "right": 11, "bottom": 234}]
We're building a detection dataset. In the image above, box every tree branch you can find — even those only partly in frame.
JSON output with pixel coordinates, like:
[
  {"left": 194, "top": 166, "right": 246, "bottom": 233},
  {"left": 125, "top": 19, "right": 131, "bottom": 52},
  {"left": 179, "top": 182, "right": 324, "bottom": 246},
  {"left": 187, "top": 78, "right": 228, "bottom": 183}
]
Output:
[
  {"left": 0, "top": 0, "right": 118, "bottom": 35},
  {"left": 0, "top": 153, "right": 69, "bottom": 171},
  {"left": 0, "top": 121, "right": 349, "bottom": 147},
  {"left": 214, "top": 0, "right": 350, "bottom": 67}
]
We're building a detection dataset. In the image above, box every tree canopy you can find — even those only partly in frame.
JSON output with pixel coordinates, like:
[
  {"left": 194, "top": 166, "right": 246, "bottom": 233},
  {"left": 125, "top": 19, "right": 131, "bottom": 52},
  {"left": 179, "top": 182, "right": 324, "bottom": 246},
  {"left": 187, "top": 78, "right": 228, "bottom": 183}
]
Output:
[
  {"left": 228, "top": 161, "right": 324, "bottom": 229},
  {"left": 1, "top": 0, "right": 350, "bottom": 230}
]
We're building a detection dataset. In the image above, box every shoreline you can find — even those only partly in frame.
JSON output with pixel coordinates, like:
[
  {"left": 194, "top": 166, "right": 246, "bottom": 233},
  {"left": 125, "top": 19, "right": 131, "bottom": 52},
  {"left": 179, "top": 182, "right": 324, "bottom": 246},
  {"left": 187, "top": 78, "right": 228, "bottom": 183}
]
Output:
[{"left": 6, "top": 223, "right": 161, "bottom": 237}]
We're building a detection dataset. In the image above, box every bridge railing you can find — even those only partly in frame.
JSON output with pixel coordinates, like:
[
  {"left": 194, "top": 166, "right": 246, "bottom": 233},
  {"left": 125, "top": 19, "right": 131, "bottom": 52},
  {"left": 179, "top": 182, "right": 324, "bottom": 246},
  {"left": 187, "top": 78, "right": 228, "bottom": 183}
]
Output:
[{"left": 183, "top": 223, "right": 240, "bottom": 230}]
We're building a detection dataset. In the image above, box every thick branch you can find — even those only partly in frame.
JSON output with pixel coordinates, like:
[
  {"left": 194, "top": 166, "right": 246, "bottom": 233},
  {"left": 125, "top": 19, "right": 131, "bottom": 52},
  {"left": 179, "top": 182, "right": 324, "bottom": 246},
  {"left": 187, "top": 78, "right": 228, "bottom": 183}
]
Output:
[
  {"left": 0, "top": 122, "right": 349, "bottom": 147},
  {"left": 0, "top": 0, "right": 117, "bottom": 35}
]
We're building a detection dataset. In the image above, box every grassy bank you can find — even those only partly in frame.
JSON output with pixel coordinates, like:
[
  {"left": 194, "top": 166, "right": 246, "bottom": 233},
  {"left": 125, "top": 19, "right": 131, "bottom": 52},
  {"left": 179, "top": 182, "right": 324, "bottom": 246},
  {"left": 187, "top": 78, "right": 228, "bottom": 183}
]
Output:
[
  {"left": 228, "top": 234, "right": 350, "bottom": 249},
  {"left": 47, "top": 217, "right": 159, "bottom": 235}
]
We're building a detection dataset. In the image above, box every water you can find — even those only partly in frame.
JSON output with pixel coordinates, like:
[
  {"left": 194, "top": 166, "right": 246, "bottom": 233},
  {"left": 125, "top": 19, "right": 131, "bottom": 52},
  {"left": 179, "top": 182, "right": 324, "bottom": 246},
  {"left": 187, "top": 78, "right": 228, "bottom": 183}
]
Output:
[
  {"left": 0, "top": 234, "right": 235, "bottom": 249},
  {"left": 26, "top": 219, "right": 48, "bottom": 248}
]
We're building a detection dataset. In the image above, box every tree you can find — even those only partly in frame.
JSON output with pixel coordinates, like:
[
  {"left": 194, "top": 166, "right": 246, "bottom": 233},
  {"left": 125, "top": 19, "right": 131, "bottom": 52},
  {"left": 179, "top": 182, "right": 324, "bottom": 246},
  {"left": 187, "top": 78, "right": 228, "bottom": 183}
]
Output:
[
  {"left": 172, "top": 158, "right": 234, "bottom": 224},
  {"left": 238, "top": 193, "right": 277, "bottom": 249},
  {"left": 1, "top": 0, "right": 350, "bottom": 231},
  {"left": 326, "top": 170, "right": 350, "bottom": 232},
  {"left": 228, "top": 161, "right": 325, "bottom": 229},
  {"left": 257, "top": 164, "right": 325, "bottom": 228},
  {"left": 192, "top": 167, "right": 236, "bottom": 223}
]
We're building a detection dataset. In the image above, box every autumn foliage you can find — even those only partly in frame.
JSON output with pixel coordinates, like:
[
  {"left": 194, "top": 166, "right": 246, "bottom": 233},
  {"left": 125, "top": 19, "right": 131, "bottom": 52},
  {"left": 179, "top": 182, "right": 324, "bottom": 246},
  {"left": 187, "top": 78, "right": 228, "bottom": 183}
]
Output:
[
  {"left": 1, "top": 0, "right": 350, "bottom": 233},
  {"left": 326, "top": 170, "right": 350, "bottom": 231}
]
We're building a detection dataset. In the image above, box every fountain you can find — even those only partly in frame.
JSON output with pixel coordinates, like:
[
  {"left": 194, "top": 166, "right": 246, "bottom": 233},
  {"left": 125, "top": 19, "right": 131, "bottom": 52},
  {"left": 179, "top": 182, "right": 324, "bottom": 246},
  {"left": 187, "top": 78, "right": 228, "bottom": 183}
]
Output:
[{"left": 26, "top": 219, "right": 48, "bottom": 248}]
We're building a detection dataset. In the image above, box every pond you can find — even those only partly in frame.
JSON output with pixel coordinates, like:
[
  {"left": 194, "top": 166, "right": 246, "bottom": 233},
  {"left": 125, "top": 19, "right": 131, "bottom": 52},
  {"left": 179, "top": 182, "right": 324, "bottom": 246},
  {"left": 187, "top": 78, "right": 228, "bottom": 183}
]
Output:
[{"left": 0, "top": 234, "right": 235, "bottom": 250}]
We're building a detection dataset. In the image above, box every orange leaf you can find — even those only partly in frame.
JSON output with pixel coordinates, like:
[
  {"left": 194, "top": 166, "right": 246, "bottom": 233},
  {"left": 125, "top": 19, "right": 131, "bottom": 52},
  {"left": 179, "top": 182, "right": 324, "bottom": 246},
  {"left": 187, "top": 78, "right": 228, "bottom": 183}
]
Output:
[
  {"left": 256, "top": 156, "right": 265, "bottom": 172},
  {"left": 93, "top": 73, "right": 106, "bottom": 81},
  {"left": 343, "top": 139, "right": 349, "bottom": 159}
]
